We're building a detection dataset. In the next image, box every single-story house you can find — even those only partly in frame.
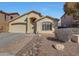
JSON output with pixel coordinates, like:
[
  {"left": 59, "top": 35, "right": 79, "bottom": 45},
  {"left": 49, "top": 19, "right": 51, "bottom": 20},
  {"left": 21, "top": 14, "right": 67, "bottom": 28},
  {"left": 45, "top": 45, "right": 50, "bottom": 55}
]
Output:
[{"left": 9, "top": 10, "right": 58, "bottom": 35}]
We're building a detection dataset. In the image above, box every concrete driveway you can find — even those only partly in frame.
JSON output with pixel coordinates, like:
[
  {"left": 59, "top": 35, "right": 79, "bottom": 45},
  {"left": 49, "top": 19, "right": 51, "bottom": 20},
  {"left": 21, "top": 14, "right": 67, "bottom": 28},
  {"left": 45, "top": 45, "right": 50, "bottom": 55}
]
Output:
[{"left": 0, "top": 33, "right": 35, "bottom": 56}]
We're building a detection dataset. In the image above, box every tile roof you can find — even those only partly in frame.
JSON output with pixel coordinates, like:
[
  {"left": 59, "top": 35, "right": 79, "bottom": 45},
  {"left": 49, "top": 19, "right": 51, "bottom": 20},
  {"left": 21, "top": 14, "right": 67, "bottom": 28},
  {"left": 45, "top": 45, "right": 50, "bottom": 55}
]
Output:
[
  {"left": 9, "top": 10, "right": 42, "bottom": 23},
  {"left": 0, "top": 10, "right": 19, "bottom": 15}
]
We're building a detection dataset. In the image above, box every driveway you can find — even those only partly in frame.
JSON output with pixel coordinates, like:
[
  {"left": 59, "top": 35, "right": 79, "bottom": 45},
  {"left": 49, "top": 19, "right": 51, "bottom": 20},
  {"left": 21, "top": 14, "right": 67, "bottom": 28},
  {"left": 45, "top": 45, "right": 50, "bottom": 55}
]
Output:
[{"left": 0, "top": 33, "right": 35, "bottom": 55}]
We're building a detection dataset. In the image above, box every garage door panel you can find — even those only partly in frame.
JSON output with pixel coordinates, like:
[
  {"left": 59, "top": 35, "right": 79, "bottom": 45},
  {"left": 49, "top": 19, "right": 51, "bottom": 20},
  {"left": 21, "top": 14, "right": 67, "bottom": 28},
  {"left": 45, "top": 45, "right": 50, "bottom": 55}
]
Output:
[{"left": 10, "top": 24, "right": 26, "bottom": 33}]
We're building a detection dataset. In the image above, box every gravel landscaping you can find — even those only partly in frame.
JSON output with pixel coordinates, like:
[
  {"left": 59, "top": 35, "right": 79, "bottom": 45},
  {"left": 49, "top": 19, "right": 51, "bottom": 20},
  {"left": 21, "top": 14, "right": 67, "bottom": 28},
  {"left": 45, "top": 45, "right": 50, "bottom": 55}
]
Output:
[{"left": 16, "top": 34, "right": 79, "bottom": 56}]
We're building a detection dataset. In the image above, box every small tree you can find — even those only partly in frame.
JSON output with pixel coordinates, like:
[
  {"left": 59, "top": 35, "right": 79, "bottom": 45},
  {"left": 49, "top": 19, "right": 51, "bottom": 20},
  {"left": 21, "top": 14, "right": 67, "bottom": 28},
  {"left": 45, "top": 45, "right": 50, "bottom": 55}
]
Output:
[
  {"left": 64, "top": 2, "right": 76, "bottom": 15},
  {"left": 64, "top": 2, "right": 79, "bottom": 27}
]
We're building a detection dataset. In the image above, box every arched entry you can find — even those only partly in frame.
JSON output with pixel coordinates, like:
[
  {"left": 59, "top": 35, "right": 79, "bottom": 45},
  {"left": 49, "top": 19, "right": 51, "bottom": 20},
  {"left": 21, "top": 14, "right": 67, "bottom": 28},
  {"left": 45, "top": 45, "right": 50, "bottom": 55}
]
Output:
[{"left": 29, "top": 17, "right": 37, "bottom": 33}]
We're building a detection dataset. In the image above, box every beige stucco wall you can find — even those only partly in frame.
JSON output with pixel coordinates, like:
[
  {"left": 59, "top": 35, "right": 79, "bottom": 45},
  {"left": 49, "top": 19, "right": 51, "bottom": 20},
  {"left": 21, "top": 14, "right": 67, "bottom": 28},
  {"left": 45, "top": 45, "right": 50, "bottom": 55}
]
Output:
[
  {"left": 26, "top": 13, "right": 41, "bottom": 33},
  {"left": 9, "top": 14, "right": 27, "bottom": 33},
  {"left": 36, "top": 18, "right": 55, "bottom": 35}
]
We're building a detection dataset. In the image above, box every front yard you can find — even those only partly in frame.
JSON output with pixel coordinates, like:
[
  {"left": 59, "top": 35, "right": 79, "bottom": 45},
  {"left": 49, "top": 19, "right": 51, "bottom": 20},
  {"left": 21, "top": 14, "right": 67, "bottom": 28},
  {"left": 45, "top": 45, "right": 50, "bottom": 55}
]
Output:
[
  {"left": 16, "top": 34, "right": 79, "bottom": 56},
  {"left": 0, "top": 33, "right": 79, "bottom": 56}
]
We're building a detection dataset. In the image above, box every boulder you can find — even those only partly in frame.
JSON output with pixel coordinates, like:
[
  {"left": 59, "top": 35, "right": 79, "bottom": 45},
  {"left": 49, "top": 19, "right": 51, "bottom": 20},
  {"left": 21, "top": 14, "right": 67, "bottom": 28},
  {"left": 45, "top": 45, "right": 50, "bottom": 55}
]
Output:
[
  {"left": 71, "top": 34, "right": 79, "bottom": 43},
  {"left": 54, "top": 44, "right": 65, "bottom": 50}
]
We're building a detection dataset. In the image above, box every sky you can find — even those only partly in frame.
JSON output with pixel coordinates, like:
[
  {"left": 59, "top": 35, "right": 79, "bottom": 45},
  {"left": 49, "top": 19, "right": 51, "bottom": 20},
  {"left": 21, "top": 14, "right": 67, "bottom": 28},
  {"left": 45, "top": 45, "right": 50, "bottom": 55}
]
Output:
[{"left": 0, "top": 2, "right": 65, "bottom": 19}]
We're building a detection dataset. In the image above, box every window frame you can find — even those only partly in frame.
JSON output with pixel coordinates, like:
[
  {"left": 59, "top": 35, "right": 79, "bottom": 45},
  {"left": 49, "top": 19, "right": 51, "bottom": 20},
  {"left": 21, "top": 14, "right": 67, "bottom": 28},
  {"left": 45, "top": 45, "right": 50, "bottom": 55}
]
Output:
[{"left": 42, "top": 22, "right": 52, "bottom": 31}]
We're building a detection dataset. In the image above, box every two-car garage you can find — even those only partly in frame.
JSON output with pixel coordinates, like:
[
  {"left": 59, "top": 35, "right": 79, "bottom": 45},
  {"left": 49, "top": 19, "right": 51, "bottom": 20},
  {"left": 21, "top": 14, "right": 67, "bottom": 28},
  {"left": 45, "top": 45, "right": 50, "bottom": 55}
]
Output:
[{"left": 9, "top": 23, "right": 26, "bottom": 33}]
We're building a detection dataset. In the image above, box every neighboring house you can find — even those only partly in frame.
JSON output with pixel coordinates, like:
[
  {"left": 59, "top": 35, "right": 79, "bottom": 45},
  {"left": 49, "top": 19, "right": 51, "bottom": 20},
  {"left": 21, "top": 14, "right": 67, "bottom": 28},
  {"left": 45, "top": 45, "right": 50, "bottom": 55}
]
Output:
[
  {"left": 0, "top": 11, "right": 19, "bottom": 32},
  {"left": 9, "top": 10, "right": 58, "bottom": 35},
  {"left": 61, "top": 14, "right": 74, "bottom": 27}
]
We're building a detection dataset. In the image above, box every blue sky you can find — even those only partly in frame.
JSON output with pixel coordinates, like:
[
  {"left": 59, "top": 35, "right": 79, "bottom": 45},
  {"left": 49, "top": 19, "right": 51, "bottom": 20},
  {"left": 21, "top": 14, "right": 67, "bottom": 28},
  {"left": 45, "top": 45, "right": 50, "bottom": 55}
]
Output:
[{"left": 0, "top": 2, "right": 65, "bottom": 19}]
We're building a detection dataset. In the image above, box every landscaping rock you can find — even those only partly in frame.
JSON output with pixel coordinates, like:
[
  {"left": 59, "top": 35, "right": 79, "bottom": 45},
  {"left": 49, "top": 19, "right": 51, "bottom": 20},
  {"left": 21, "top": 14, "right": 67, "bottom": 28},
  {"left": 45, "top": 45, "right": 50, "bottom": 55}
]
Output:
[
  {"left": 71, "top": 34, "right": 79, "bottom": 43},
  {"left": 54, "top": 44, "right": 65, "bottom": 50}
]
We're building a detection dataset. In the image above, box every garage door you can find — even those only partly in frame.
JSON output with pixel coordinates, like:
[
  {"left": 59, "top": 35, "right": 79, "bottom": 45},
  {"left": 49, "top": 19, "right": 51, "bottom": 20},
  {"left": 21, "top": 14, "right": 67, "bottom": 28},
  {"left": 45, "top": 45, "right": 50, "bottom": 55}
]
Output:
[{"left": 9, "top": 23, "right": 26, "bottom": 33}]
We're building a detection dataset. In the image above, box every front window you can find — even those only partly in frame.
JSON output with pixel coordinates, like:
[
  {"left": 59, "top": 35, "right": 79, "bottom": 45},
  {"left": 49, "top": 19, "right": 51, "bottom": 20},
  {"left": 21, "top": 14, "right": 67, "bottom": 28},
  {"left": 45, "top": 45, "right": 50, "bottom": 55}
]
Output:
[{"left": 42, "top": 22, "right": 52, "bottom": 31}]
